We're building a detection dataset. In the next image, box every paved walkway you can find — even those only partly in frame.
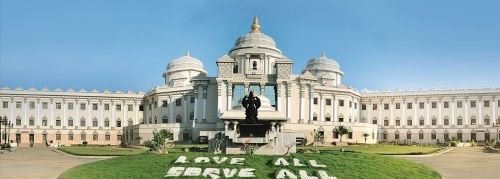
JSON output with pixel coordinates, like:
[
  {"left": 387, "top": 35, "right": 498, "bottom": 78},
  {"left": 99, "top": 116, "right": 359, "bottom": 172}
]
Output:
[
  {"left": 0, "top": 148, "right": 104, "bottom": 179},
  {"left": 402, "top": 147, "right": 500, "bottom": 179}
]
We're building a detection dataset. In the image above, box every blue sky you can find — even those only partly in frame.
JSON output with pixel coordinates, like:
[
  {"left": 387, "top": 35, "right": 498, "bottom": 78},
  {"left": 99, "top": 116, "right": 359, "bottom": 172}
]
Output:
[{"left": 1, "top": 0, "right": 499, "bottom": 92}]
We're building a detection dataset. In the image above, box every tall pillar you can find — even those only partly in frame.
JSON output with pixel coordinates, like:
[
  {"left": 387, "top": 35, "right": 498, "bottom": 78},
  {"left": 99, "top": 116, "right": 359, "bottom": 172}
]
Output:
[
  {"left": 478, "top": 96, "right": 483, "bottom": 125},
  {"left": 319, "top": 93, "right": 324, "bottom": 122},
  {"left": 426, "top": 98, "right": 430, "bottom": 126},
  {"left": 63, "top": 99, "right": 67, "bottom": 126},
  {"left": 378, "top": 100, "right": 382, "bottom": 125},
  {"left": 286, "top": 83, "right": 292, "bottom": 119},
  {"left": 309, "top": 86, "right": 314, "bottom": 123},
  {"left": 183, "top": 96, "right": 187, "bottom": 123},
  {"left": 333, "top": 95, "right": 338, "bottom": 122},
  {"left": 389, "top": 99, "right": 394, "bottom": 126},
  {"left": 299, "top": 85, "right": 305, "bottom": 123},
  {"left": 402, "top": 99, "right": 406, "bottom": 126},
  {"left": 227, "top": 82, "right": 232, "bottom": 111},
  {"left": 413, "top": 99, "right": 417, "bottom": 126},
  {"left": 37, "top": 99, "right": 40, "bottom": 126},
  {"left": 203, "top": 86, "right": 208, "bottom": 122},
  {"left": 465, "top": 98, "right": 469, "bottom": 126},
  {"left": 451, "top": 98, "right": 456, "bottom": 125},
  {"left": 367, "top": 100, "right": 371, "bottom": 124},
  {"left": 193, "top": 85, "right": 199, "bottom": 127},
  {"left": 169, "top": 97, "right": 174, "bottom": 123},
  {"left": 111, "top": 100, "right": 115, "bottom": 127},
  {"left": 50, "top": 98, "right": 54, "bottom": 126},
  {"left": 23, "top": 98, "right": 27, "bottom": 125},
  {"left": 438, "top": 98, "right": 442, "bottom": 125},
  {"left": 493, "top": 97, "right": 497, "bottom": 124}
]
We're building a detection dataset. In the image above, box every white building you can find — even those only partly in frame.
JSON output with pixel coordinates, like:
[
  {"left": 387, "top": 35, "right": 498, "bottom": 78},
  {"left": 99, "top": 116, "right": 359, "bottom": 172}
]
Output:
[{"left": 1, "top": 17, "right": 499, "bottom": 147}]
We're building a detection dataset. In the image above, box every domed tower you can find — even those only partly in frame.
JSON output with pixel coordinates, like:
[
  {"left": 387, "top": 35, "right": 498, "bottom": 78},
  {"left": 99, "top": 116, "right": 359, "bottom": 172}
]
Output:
[
  {"left": 163, "top": 52, "right": 207, "bottom": 87},
  {"left": 303, "top": 53, "right": 344, "bottom": 86}
]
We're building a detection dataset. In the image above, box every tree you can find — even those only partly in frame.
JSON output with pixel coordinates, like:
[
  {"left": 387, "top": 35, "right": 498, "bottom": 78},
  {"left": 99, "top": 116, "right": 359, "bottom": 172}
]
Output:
[
  {"left": 333, "top": 125, "right": 351, "bottom": 142},
  {"left": 151, "top": 129, "right": 174, "bottom": 154},
  {"left": 363, "top": 133, "right": 370, "bottom": 144}
]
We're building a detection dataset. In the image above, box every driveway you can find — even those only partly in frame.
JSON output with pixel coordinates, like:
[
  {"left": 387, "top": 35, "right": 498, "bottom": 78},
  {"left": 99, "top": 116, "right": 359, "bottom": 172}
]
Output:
[
  {"left": 0, "top": 148, "right": 104, "bottom": 179},
  {"left": 402, "top": 147, "right": 500, "bottom": 179}
]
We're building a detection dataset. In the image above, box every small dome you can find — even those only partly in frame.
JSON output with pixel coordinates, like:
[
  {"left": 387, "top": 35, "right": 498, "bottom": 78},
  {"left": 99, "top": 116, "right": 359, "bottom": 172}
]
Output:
[
  {"left": 304, "top": 53, "right": 343, "bottom": 75},
  {"left": 165, "top": 52, "right": 207, "bottom": 74},
  {"left": 229, "top": 17, "right": 282, "bottom": 55}
]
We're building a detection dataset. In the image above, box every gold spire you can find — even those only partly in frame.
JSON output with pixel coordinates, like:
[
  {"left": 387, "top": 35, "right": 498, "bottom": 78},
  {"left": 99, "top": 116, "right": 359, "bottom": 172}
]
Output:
[{"left": 251, "top": 16, "right": 261, "bottom": 33}]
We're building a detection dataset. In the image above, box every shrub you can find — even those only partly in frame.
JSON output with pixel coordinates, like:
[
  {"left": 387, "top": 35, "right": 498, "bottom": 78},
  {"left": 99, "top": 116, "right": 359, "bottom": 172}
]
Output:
[
  {"left": 450, "top": 141, "right": 457, "bottom": 147},
  {"left": 143, "top": 140, "right": 154, "bottom": 150},
  {"left": 82, "top": 141, "right": 88, "bottom": 146}
]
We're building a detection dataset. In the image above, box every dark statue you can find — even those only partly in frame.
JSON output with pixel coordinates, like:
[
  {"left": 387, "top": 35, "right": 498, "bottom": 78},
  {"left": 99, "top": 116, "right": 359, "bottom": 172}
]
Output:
[{"left": 242, "top": 91, "right": 261, "bottom": 124}]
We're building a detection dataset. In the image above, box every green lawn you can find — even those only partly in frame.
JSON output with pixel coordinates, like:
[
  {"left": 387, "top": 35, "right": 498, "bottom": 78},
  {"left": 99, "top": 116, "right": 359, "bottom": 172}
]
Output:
[
  {"left": 59, "top": 145, "right": 147, "bottom": 156},
  {"left": 59, "top": 151, "right": 440, "bottom": 179},
  {"left": 298, "top": 145, "right": 444, "bottom": 155}
]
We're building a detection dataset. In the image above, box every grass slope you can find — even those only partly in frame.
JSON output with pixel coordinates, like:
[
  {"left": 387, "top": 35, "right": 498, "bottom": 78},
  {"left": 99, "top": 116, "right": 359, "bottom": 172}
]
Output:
[
  {"left": 59, "top": 151, "right": 441, "bottom": 179},
  {"left": 59, "top": 145, "right": 147, "bottom": 156},
  {"left": 298, "top": 145, "right": 444, "bottom": 155}
]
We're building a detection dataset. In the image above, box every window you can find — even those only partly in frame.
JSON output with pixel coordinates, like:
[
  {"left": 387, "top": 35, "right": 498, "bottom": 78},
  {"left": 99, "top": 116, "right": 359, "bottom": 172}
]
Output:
[
  {"left": 56, "top": 119, "right": 61, "bottom": 126},
  {"left": 432, "top": 119, "right": 437, "bottom": 125},
  {"left": 444, "top": 102, "right": 449, "bottom": 108},
  {"left": 395, "top": 103, "right": 400, "bottom": 109},
  {"left": 444, "top": 118, "right": 449, "bottom": 125},
  {"left": 339, "top": 100, "right": 344, "bottom": 106},
  {"left": 105, "top": 135, "right": 110, "bottom": 141},
  {"left": 431, "top": 102, "right": 436, "bottom": 108},
  {"left": 313, "top": 116, "right": 318, "bottom": 121},
  {"left": 162, "top": 101, "right": 168, "bottom": 107},
  {"left": 80, "top": 120, "right": 86, "bottom": 127},
  {"left": 93, "top": 134, "right": 98, "bottom": 141},
  {"left": 384, "top": 120, "right": 389, "bottom": 126},
  {"left": 93, "top": 120, "right": 98, "bottom": 127},
  {"left": 457, "top": 118, "right": 463, "bottom": 125},
  {"left": 407, "top": 133, "right": 412, "bottom": 140},
  {"left": 354, "top": 103, "right": 357, "bottom": 109},
  {"left": 484, "top": 118, "right": 490, "bottom": 125},
  {"left": 2, "top": 101, "right": 8, "bottom": 108},
  {"left": 484, "top": 101, "right": 490, "bottom": 107},
  {"left": 80, "top": 103, "right": 86, "bottom": 110},
  {"left": 407, "top": 102, "right": 412, "bottom": 109},
  {"left": 92, "top": 103, "right": 98, "bottom": 110},
  {"left": 29, "top": 119, "right": 34, "bottom": 126},
  {"left": 104, "top": 120, "right": 110, "bottom": 127},
  {"left": 419, "top": 119, "right": 424, "bottom": 126},
  {"left": 56, "top": 134, "right": 61, "bottom": 140},
  {"left": 116, "top": 104, "right": 122, "bottom": 111},
  {"left": 69, "top": 134, "right": 73, "bottom": 140},
  {"left": 372, "top": 120, "right": 377, "bottom": 125},
  {"left": 128, "top": 104, "right": 133, "bottom": 111},
  {"left": 384, "top": 104, "right": 389, "bottom": 110},
  {"left": 68, "top": 119, "right": 73, "bottom": 126},
  {"left": 372, "top": 104, "right": 377, "bottom": 110},
  {"left": 252, "top": 61, "right": 257, "bottom": 70},
  {"left": 116, "top": 121, "right": 122, "bottom": 127},
  {"left": 313, "top": 98, "right": 318, "bottom": 105},
  {"left": 16, "top": 102, "right": 22, "bottom": 108},
  {"left": 348, "top": 132, "right": 353, "bottom": 139},
  {"left": 55, "top": 103, "right": 61, "bottom": 109},
  {"left": 176, "top": 99, "right": 182, "bottom": 106},
  {"left": 154, "top": 101, "right": 157, "bottom": 108},
  {"left": 162, "top": 117, "right": 168, "bottom": 123},
  {"left": 419, "top": 102, "right": 424, "bottom": 109},
  {"left": 68, "top": 103, "right": 73, "bottom": 110},
  {"left": 325, "top": 99, "right": 332, "bottom": 105},
  {"left": 470, "top": 101, "right": 476, "bottom": 108},
  {"left": 470, "top": 118, "right": 476, "bottom": 125},
  {"left": 42, "top": 102, "right": 48, "bottom": 109},
  {"left": 29, "top": 102, "right": 35, "bottom": 109},
  {"left": 419, "top": 133, "right": 424, "bottom": 140},
  {"left": 16, "top": 118, "right": 21, "bottom": 125},
  {"left": 190, "top": 97, "right": 195, "bottom": 103},
  {"left": 396, "top": 120, "right": 400, "bottom": 126},
  {"left": 431, "top": 133, "right": 436, "bottom": 140},
  {"left": 42, "top": 119, "right": 47, "bottom": 126},
  {"left": 325, "top": 117, "right": 331, "bottom": 121},
  {"left": 104, "top": 104, "right": 110, "bottom": 110},
  {"left": 139, "top": 105, "right": 144, "bottom": 111},
  {"left": 395, "top": 134, "right": 400, "bottom": 140},
  {"left": 233, "top": 64, "right": 238, "bottom": 73},
  {"left": 338, "top": 118, "right": 344, "bottom": 122},
  {"left": 485, "top": 133, "right": 490, "bottom": 141},
  {"left": 81, "top": 133, "right": 86, "bottom": 141},
  {"left": 444, "top": 133, "right": 449, "bottom": 141},
  {"left": 457, "top": 101, "right": 463, "bottom": 108},
  {"left": 349, "top": 101, "right": 352, "bottom": 108},
  {"left": 117, "top": 135, "right": 122, "bottom": 141},
  {"left": 361, "top": 104, "right": 366, "bottom": 110},
  {"left": 407, "top": 120, "right": 413, "bottom": 126}
]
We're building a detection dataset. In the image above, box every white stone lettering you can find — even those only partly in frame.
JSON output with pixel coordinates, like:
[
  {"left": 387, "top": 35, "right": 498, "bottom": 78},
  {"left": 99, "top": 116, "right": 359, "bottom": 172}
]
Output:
[
  {"left": 230, "top": 158, "right": 245, "bottom": 165},
  {"left": 174, "top": 156, "right": 188, "bottom": 164},
  {"left": 223, "top": 168, "right": 238, "bottom": 178},
  {"left": 293, "top": 158, "right": 306, "bottom": 167},
  {"left": 276, "top": 169, "right": 298, "bottom": 179},
  {"left": 165, "top": 167, "right": 184, "bottom": 177},
  {"left": 202, "top": 168, "right": 220, "bottom": 179},
  {"left": 274, "top": 158, "right": 290, "bottom": 166},
  {"left": 299, "top": 170, "right": 319, "bottom": 179},
  {"left": 212, "top": 157, "right": 228, "bottom": 164},
  {"left": 183, "top": 167, "right": 202, "bottom": 176},
  {"left": 238, "top": 168, "right": 256, "bottom": 178},
  {"left": 309, "top": 160, "right": 326, "bottom": 168},
  {"left": 318, "top": 170, "right": 337, "bottom": 179},
  {"left": 194, "top": 157, "right": 210, "bottom": 163}
]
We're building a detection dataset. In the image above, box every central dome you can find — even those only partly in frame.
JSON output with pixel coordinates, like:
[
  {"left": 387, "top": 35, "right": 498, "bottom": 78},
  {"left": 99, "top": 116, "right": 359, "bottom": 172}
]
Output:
[{"left": 229, "top": 17, "right": 282, "bottom": 56}]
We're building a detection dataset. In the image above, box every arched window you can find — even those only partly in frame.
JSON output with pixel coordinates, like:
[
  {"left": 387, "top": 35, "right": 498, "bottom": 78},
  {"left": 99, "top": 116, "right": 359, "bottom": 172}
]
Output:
[
  {"left": 252, "top": 61, "right": 257, "bottom": 70},
  {"left": 162, "top": 116, "right": 168, "bottom": 123},
  {"left": 233, "top": 64, "right": 238, "bottom": 73},
  {"left": 176, "top": 114, "right": 182, "bottom": 123}
]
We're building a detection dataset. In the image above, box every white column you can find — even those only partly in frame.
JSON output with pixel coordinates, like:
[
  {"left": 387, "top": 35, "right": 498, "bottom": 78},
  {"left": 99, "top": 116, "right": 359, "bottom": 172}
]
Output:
[
  {"left": 123, "top": 100, "right": 127, "bottom": 126},
  {"left": 426, "top": 99, "right": 430, "bottom": 125},
  {"left": 183, "top": 96, "right": 187, "bottom": 123},
  {"left": 227, "top": 83, "right": 232, "bottom": 111},
  {"left": 319, "top": 94, "right": 324, "bottom": 122},
  {"left": 378, "top": 100, "right": 382, "bottom": 125},
  {"left": 76, "top": 99, "right": 79, "bottom": 128},
  {"left": 478, "top": 97, "right": 483, "bottom": 125},
  {"left": 299, "top": 87, "right": 305, "bottom": 123},
  {"left": 277, "top": 84, "right": 282, "bottom": 112},
  {"left": 286, "top": 83, "right": 292, "bottom": 119},
  {"left": 23, "top": 98, "right": 27, "bottom": 125},
  {"left": 50, "top": 98, "right": 54, "bottom": 126},
  {"left": 389, "top": 100, "right": 394, "bottom": 126},
  {"left": 451, "top": 98, "right": 456, "bottom": 125},
  {"left": 465, "top": 98, "right": 469, "bottom": 126},
  {"left": 111, "top": 100, "right": 115, "bottom": 127},
  {"left": 100, "top": 100, "right": 103, "bottom": 127},
  {"left": 63, "top": 99, "right": 66, "bottom": 126},
  {"left": 37, "top": 99, "right": 40, "bottom": 126},
  {"left": 169, "top": 97, "right": 174, "bottom": 123},
  {"left": 438, "top": 99, "right": 442, "bottom": 125},
  {"left": 193, "top": 95, "right": 198, "bottom": 127},
  {"left": 134, "top": 101, "right": 139, "bottom": 125},
  {"left": 493, "top": 98, "right": 497, "bottom": 124},
  {"left": 217, "top": 82, "right": 224, "bottom": 114},
  {"left": 333, "top": 96, "right": 338, "bottom": 122},
  {"left": 309, "top": 88, "right": 314, "bottom": 123},
  {"left": 367, "top": 101, "right": 371, "bottom": 124},
  {"left": 202, "top": 86, "right": 207, "bottom": 122},
  {"left": 413, "top": 99, "right": 417, "bottom": 126},
  {"left": 10, "top": 97, "right": 14, "bottom": 125},
  {"left": 87, "top": 99, "right": 91, "bottom": 127}
]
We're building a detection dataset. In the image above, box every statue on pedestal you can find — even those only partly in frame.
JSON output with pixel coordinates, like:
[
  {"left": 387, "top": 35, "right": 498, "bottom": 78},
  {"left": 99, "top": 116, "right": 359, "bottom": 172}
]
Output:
[{"left": 242, "top": 91, "right": 261, "bottom": 124}]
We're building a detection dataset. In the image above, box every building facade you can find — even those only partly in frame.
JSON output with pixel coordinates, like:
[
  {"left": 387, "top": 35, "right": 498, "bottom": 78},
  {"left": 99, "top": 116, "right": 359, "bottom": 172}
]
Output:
[{"left": 1, "top": 17, "right": 499, "bottom": 147}]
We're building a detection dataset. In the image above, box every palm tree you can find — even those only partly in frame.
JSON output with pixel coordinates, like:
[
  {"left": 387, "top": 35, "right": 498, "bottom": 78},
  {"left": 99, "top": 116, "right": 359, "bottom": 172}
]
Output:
[
  {"left": 333, "top": 125, "right": 350, "bottom": 142},
  {"left": 363, "top": 133, "right": 370, "bottom": 144}
]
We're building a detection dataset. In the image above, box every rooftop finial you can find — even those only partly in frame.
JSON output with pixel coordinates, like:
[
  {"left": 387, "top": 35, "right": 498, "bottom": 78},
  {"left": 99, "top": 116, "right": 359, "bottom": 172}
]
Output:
[
  {"left": 251, "top": 16, "right": 261, "bottom": 33},
  {"left": 186, "top": 50, "right": 190, "bottom": 57},
  {"left": 321, "top": 52, "right": 326, "bottom": 57}
]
